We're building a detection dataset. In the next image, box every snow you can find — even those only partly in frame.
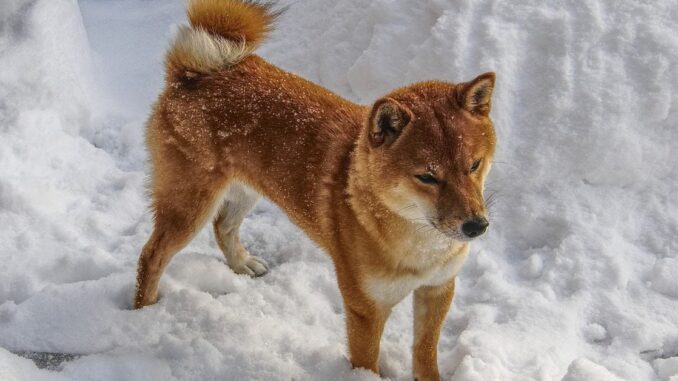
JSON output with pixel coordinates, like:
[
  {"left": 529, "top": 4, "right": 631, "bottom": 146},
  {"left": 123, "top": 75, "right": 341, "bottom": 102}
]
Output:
[
  {"left": 562, "top": 358, "right": 625, "bottom": 381},
  {"left": 655, "top": 357, "right": 678, "bottom": 381},
  {"left": 1, "top": 0, "right": 677, "bottom": 380}
]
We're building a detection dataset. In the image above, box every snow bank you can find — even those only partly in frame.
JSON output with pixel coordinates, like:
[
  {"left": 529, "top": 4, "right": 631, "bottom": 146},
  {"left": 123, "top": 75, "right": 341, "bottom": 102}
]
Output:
[
  {"left": 1, "top": 0, "right": 677, "bottom": 380},
  {"left": 0, "top": 0, "right": 148, "bottom": 377}
]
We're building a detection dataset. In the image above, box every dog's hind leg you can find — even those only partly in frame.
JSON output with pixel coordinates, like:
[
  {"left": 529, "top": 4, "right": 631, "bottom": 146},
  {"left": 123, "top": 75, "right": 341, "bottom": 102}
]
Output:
[
  {"left": 213, "top": 183, "right": 268, "bottom": 277},
  {"left": 134, "top": 162, "right": 228, "bottom": 309}
]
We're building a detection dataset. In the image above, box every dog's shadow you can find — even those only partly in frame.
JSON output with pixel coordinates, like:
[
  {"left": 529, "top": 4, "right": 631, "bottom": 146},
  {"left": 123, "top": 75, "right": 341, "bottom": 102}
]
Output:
[{"left": 12, "top": 351, "right": 82, "bottom": 371}]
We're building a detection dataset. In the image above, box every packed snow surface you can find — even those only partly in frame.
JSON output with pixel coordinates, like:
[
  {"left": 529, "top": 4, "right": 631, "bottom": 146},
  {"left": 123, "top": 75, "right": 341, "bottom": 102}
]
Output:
[{"left": 1, "top": 0, "right": 677, "bottom": 380}]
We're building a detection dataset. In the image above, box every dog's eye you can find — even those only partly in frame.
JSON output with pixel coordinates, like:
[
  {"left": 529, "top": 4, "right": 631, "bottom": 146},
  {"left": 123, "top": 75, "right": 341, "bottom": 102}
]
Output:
[
  {"left": 470, "top": 159, "right": 482, "bottom": 173},
  {"left": 415, "top": 173, "right": 438, "bottom": 185}
]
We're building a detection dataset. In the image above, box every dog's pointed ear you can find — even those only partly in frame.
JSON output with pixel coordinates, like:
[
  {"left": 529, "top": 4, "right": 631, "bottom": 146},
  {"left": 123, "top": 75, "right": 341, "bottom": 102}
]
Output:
[
  {"left": 368, "top": 97, "right": 413, "bottom": 148},
  {"left": 457, "top": 72, "right": 495, "bottom": 116}
]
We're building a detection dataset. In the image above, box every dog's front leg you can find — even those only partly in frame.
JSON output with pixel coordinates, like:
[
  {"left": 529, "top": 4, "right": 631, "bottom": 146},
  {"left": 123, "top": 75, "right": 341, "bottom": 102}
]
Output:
[
  {"left": 412, "top": 279, "right": 455, "bottom": 381},
  {"left": 345, "top": 301, "right": 391, "bottom": 375}
]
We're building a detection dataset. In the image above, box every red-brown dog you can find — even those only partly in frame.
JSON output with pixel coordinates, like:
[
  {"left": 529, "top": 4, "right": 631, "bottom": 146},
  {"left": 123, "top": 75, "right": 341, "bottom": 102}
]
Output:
[{"left": 134, "top": 1, "right": 497, "bottom": 380}]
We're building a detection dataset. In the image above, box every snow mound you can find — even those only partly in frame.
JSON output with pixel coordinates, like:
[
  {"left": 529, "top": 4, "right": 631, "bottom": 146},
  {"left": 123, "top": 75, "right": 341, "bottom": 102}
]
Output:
[
  {"left": 562, "top": 358, "right": 625, "bottom": 381},
  {"left": 1, "top": 0, "right": 677, "bottom": 380},
  {"left": 655, "top": 357, "right": 678, "bottom": 381}
]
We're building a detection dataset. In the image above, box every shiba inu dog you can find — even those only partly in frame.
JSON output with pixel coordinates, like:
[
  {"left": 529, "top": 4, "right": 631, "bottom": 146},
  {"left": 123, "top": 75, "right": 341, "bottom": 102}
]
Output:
[{"left": 134, "top": 1, "right": 497, "bottom": 379}]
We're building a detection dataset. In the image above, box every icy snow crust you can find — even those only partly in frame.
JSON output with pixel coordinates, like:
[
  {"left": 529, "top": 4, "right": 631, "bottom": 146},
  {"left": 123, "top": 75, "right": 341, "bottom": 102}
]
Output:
[{"left": 0, "top": 0, "right": 677, "bottom": 380}]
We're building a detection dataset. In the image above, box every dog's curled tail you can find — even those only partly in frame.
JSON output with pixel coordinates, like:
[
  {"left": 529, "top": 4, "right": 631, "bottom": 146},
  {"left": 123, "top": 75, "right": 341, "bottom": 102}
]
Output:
[{"left": 166, "top": 0, "right": 282, "bottom": 82}]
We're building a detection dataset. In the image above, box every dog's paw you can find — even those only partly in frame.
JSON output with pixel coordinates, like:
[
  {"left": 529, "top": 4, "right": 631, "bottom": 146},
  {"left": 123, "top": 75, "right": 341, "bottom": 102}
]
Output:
[{"left": 231, "top": 255, "right": 268, "bottom": 277}]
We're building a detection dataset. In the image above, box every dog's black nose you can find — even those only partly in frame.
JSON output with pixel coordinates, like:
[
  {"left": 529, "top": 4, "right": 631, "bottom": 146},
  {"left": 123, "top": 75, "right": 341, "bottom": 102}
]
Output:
[{"left": 461, "top": 217, "right": 489, "bottom": 238}]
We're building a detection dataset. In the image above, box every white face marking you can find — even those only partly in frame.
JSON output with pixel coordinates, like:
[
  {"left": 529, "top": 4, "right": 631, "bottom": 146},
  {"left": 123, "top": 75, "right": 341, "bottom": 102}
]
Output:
[{"left": 382, "top": 182, "right": 434, "bottom": 225}]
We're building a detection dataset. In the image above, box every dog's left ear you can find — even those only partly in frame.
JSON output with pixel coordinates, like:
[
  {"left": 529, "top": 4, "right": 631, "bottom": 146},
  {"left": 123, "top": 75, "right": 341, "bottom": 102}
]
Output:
[{"left": 457, "top": 72, "right": 495, "bottom": 116}]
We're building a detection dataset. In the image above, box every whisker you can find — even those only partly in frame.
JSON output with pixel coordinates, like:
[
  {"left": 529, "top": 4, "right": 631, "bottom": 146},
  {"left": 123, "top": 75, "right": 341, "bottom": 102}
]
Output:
[
  {"left": 396, "top": 204, "right": 417, "bottom": 213},
  {"left": 415, "top": 224, "right": 431, "bottom": 233}
]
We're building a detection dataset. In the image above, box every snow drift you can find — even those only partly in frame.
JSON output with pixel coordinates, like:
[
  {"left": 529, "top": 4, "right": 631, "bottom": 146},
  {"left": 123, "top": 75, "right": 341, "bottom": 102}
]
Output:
[{"left": 0, "top": 0, "right": 677, "bottom": 380}]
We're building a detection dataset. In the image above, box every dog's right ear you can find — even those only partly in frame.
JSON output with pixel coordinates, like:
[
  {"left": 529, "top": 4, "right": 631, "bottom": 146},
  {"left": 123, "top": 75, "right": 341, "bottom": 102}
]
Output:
[
  {"left": 457, "top": 72, "right": 495, "bottom": 117},
  {"left": 368, "top": 98, "right": 413, "bottom": 148}
]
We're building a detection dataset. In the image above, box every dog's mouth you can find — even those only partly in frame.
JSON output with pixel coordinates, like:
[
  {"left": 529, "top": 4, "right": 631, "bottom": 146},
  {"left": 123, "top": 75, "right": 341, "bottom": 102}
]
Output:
[
  {"left": 441, "top": 227, "right": 475, "bottom": 242},
  {"left": 430, "top": 217, "right": 489, "bottom": 241}
]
